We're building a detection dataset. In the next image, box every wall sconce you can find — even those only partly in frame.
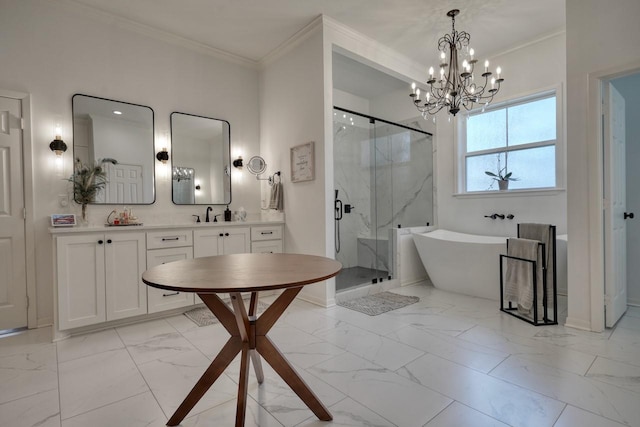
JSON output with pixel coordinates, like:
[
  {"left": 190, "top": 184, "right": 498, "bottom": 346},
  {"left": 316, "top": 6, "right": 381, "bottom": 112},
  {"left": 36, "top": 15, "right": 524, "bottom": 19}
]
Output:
[
  {"left": 233, "top": 156, "right": 243, "bottom": 169},
  {"left": 156, "top": 148, "right": 169, "bottom": 164},
  {"left": 49, "top": 124, "right": 67, "bottom": 156}
]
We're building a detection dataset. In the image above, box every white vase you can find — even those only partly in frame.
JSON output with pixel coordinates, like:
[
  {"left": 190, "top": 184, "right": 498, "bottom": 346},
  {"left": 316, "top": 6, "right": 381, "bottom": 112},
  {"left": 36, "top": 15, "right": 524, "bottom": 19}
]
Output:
[{"left": 498, "top": 180, "right": 509, "bottom": 191}]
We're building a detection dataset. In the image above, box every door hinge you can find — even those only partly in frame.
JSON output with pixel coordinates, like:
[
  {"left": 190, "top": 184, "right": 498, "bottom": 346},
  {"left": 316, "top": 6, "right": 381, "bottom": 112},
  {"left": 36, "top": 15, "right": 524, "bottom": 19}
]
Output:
[
  {"left": 20, "top": 118, "right": 24, "bottom": 130},
  {"left": 26, "top": 295, "right": 29, "bottom": 309},
  {"left": 23, "top": 208, "right": 26, "bottom": 219}
]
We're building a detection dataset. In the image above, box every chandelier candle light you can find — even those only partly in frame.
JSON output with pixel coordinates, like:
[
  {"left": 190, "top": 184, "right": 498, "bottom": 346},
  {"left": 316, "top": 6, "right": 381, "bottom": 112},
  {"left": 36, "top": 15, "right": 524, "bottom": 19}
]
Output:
[{"left": 410, "top": 9, "right": 504, "bottom": 117}]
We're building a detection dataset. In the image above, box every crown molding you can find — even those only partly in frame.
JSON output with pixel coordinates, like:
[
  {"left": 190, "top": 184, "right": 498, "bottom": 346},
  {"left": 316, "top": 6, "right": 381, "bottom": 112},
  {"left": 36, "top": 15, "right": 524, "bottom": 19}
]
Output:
[
  {"left": 57, "top": 0, "right": 258, "bottom": 69},
  {"left": 258, "top": 15, "right": 324, "bottom": 68}
]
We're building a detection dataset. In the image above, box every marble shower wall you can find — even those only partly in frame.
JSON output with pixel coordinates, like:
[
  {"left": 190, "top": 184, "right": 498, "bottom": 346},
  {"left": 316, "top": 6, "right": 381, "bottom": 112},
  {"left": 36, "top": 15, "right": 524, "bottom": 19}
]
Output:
[{"left": 333, "top": 112, "right": 434, "bottom": 271}]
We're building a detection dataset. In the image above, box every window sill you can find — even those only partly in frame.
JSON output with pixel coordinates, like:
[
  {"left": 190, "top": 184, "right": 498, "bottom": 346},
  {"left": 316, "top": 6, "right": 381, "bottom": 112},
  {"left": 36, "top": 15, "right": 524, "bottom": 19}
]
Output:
[{"left": 453, "top": 187, "right": 565, "bottom": 198}]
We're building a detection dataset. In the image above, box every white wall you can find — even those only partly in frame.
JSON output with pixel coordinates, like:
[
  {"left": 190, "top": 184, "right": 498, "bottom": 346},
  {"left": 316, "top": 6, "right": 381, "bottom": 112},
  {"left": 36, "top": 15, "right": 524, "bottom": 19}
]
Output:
[
  {"left": 436, "top": 33, "right": 567, "bottom": 239},
  {"left": 259, "top": 23, "right": 329, "bottom": 305},
  {"left": 566, "top": 0, "right": 640, "bottom": 331},
  {"left": 611, "top": 74, "right": 640, "bottom": 306},
  {"left": 0, "top": 0, "right": 261, "bottom": 326}
]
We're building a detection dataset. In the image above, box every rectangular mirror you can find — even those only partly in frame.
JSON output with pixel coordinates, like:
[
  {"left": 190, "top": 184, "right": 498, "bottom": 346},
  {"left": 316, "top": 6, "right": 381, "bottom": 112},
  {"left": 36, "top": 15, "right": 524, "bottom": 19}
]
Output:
[
  {"left": 72, "top": 94, "right": 155, "bottom": 204},
  {"left": 171, "top": 112, "right": 231, "bottom": 205}
]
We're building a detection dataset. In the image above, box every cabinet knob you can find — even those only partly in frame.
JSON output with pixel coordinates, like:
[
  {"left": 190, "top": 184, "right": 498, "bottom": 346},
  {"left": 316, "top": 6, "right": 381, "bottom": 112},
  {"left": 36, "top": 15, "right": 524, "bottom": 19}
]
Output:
[
  {"left": 98, "top": 240, "right": 104, "bottom": 244},
  {"left": 219, "top": 233, "right": 224, "bottom": 237},
  {"left": 225, "top": 232, "right": 229, "bottom": 236},
  {"left": 107, "top": 239, "right": 112, "bottom": 244}
]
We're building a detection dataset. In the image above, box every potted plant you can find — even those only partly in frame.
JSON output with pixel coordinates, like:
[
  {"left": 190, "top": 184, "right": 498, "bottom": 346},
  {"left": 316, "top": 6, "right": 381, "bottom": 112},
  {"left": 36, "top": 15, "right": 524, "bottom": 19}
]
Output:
[
  {"left": 485, "top": 156, "right": 517, "bottom": 190},
  {"left": 68, "top": 158, "right": 117, "bottom": 222}
]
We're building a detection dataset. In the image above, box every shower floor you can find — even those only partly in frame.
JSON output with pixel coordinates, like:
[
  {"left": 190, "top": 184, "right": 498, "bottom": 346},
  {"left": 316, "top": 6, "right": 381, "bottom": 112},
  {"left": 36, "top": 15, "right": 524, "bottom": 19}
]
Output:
[{"left": 336, "top": 266, "right": 390, "bottom": 292}]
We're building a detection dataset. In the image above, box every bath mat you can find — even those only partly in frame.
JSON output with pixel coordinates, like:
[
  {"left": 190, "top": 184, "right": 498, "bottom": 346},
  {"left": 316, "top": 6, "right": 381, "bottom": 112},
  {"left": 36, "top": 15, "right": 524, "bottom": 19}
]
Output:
[
  {"left": 184, "top": 299, "right": 270, "bottom": 327},
  {"left": 337, "top": 292, "right": 419, "bottom": 316}
]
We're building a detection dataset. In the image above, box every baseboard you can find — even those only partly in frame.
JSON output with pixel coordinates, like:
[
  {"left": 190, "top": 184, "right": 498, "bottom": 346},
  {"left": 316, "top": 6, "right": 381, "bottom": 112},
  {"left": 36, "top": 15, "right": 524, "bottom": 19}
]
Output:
[{"left": 564, "top": 316, "right": 596, "bottom": 332}]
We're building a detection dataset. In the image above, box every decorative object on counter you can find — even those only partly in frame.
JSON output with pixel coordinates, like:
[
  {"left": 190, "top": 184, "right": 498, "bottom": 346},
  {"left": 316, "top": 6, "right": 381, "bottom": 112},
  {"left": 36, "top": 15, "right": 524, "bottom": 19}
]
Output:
[
  {"left": 409, "top": 9, "right": 504, "bottom": 117},
  {"left": 156, "top": 147, "right": 169, "bottom": 164},
  {"left": 235, "top": 207, "right": 247, "bottom": 221},
  {"left": 51, "top": 214, "right": 76, "bottom": 227},
  {"left": 68, "top": 157, "right": 117, "bottom": 223},
  {"left": 224, "top": 206, "right": 232, "bottom": 222},
  {"left": 106, "top": 207, "right": 142, "bottom": 226},
  {"left": 485, "top": 154, "right": 518, "bottom": 190},
  {"left": 337, "top": 292, "right": 419, "bottom": 316},
  {"left": 49, "top": 123, "right": 67, "bottom": 156},
  {"left": 290, "top": 141, "right": 314, "bottom": 182}
]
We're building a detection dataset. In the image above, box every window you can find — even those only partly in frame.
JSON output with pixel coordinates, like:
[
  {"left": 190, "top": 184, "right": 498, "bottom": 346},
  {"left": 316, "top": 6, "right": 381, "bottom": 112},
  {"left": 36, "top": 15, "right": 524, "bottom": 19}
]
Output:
[{"left": 462, "top": 91, "right": 558, "bottom": 192}]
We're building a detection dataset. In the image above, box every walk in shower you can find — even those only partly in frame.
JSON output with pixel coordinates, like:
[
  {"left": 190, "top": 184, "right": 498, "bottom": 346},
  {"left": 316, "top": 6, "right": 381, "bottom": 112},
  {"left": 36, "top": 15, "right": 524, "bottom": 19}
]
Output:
[{"left": 333, "top": 107, "right": 434, "bottom": 292}]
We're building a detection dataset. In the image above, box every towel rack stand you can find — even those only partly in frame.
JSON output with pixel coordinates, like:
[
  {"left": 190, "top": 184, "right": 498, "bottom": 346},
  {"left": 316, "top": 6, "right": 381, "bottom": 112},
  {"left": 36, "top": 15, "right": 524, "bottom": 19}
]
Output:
[{"left": 499, "top": 224, "right": 558, "bottom": 326}]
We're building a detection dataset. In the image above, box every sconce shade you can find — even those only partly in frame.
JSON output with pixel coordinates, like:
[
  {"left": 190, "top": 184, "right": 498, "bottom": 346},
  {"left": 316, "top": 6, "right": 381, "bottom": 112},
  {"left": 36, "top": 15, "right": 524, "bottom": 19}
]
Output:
[
  {"left": 156, "top": 148, "right": 169, "bottom": 164},
  {"left": 233, "top": 156, "right": 243, "bottom": 168},
  {"left": 49, "top": 138, "right": 67, "bottom": 156}
]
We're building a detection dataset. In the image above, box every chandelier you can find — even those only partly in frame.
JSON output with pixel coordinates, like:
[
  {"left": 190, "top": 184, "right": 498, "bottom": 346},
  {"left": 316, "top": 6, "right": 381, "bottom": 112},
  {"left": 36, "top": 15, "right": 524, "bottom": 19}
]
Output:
[{"left": 410, "top": 9, "right": 504, "bottom": 117}]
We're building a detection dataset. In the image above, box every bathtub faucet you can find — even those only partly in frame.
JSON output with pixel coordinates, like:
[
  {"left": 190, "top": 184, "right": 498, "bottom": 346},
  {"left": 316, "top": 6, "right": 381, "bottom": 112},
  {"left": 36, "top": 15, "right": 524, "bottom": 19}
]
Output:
[
  {"left": 484, "top": 214, "right": 498, "bottom": 220},
  {"left": 495, "top": 214, "right": 505, "bottom": 220}
]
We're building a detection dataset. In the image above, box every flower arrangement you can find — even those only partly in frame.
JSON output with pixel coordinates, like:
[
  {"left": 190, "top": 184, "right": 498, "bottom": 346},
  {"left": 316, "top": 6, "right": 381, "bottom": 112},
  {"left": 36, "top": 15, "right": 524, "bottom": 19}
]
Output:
[
  {"left": 485, "top": 155, "right": 517, "bottom": 190},
  {"left": 68, "top": 158, "right": 117, "bottom": 221}
]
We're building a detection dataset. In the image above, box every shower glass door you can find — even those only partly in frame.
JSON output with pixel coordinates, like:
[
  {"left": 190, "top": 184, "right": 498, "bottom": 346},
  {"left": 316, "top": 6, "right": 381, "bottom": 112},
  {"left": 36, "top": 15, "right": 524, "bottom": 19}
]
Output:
[{"left": 333, "top": 107, "right": 433, "bottom": 292}]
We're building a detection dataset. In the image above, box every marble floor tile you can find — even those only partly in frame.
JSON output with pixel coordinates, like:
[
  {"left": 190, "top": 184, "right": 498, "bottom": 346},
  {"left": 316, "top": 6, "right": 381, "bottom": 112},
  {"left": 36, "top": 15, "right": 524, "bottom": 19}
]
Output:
[
  {"left": 458, "top": 325, "right": 596, "bottom": 375},
  {"left": 0, "top": 343, "right": 58, "bottom": 404},
  {"left": 58, "top": 348, "right": 148, "bottom": 419},
  {"left": 614, "top": 313, "right": 640, "bottom": 331},
  {"left": 116, "top": 318, "right": 196, "bottom": 364},
  {"left": 585, "top": 355, "right": 640, "bottom": 394},
  {"left": 553, "top": 405, "right": 628, "bottom": 427},
  {"left": 137, "top": 348, "right": 237, "bottom": 418},
  {"left": 424, "top": 401, "right": 510, "bottom": 427},
  {"left": 625, "top": 306, "right": 640, "bottom": 318},
  {"left": 491, "top": 355, "right": 640, "bottom": 427},
  {"left": 398, "top": 353, "right": 565, "bottom": 427},
  {"left": 181, "top": 394, "right": 282, "bottom": 427},
  {"left": 280, "top": 307, "right": 343, "bottom": 336},
  {"left": 323, "top": 305, "right": 409, "bottom": 336},
  {"left": 165, "top": 312, "right": 202, "bottom": 334},
  {"left": 0, "top": 388, "right": 60, "bottom": 427},
  {"left": 296, "top": 397, "right": 395, "bottom": 427},
  {"left": 0, "top": 327, "right": 52, "bottom": 358},
  {"left": 115, "top": 318, "right": 178, "bottom": 346},
  {"left": 181, "top": 322, "right": 234, "bottom": 358},
  {"left": 387, "top": 325, "right": 508, "bottom": 373},
  {"left": 315, "top": 322, "right": 424, "bottom": 371},
  {"left": 267, "top": 324, "right": 346, "bottom": 368},
  {"left": 227, "top": 356, "right": 345, "bottom": 427},
  {"left": 400, "top": 312, "right": 478, "bottom": 337},
  {"left": 56, "top": 328, "right": 123, "bottom": 363},
  {"left": 61, "top": 391, "right": 166, "bottom": 427},
  {"left": 309, "top": 352, "right": 452, "bottom": 427}
]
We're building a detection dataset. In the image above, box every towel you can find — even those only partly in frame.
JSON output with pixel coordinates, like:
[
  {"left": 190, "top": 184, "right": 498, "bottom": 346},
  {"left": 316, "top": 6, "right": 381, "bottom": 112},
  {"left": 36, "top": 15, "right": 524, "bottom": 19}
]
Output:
[
  {"left": 268, "top": 182, "right": 284, "bottom": 211},
  {"left": 519, "top": 223, "right": 554, "bottom": 309},
  {"left": 504, "top": 238, "right": 540, "bottom": 311}
]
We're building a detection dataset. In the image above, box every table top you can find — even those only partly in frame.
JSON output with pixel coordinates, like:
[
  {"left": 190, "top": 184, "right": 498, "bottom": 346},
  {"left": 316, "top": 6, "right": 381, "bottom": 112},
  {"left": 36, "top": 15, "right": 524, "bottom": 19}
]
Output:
[{"left": 142, "top": 253, "right": 342, "bottom": 293}]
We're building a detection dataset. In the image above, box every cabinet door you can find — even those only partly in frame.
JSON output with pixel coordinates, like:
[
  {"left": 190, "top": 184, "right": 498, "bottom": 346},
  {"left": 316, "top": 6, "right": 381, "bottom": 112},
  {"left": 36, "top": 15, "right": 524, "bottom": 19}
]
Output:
[
  {"left": 223, "top": 227, "right": 250, "bottom": 255},
  {"left": 105, "top": 232, "right": 147, "bottom": 321},
  {"left": 56, "top": 234, "right": 106, "bottom": 330},
  {"left": 251, "top": 240, "right": 283, "bottom": 254},
  {"left": 147, "top": 247, "right": 194, "bottom": 313},
  {"left": 193, "top": 229, "right": 223, "bottom": 258}
]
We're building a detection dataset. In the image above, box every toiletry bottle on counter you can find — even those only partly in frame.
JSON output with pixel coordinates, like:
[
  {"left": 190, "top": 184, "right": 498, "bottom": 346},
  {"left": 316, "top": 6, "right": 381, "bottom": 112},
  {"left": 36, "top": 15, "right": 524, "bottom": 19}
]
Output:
[{"left": 224, "top": 206, "right": 232, "bottom": 222}]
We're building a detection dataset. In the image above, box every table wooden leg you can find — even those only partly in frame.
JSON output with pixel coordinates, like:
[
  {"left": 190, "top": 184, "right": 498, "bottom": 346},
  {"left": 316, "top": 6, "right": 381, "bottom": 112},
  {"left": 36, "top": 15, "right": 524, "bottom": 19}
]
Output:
[
  {"left": 256, "top": 335, "right": 333, "bottom": 421},
  {"left": 236, "top": 344, "right": 251, "bottom": 427},
  {"left": 167, "top": 336, "right": 242, "bottom": 426}
]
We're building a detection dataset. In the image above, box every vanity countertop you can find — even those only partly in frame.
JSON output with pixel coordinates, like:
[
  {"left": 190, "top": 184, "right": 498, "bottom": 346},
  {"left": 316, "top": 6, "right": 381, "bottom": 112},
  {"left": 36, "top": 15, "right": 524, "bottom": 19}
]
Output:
[{"left": 49, "top": 219, "right": 284, "bottom": 234}]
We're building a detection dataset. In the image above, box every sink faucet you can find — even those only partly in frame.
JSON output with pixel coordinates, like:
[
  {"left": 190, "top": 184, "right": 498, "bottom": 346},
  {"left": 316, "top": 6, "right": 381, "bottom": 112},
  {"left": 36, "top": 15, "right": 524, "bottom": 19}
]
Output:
[{"left": 205, "top": 207, "right": 213, "bottom": 222}]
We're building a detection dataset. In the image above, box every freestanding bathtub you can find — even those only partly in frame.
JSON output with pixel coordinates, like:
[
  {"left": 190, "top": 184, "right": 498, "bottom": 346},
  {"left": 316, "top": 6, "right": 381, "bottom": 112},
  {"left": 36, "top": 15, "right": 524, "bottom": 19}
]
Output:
[{"left": 413, "top": 229, "right": 507, "bottom": 300}]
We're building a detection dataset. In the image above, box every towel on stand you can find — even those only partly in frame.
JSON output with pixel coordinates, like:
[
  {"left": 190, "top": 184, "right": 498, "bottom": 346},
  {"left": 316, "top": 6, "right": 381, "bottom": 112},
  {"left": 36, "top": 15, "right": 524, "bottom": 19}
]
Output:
[
  {"left": 268, "top": 182, "right": 284, "bottom": 211},
  {"left": 519, "top": 223, "right": 554, "bottom": 309},
  {"left": 504, "top": 238, "right": 540, "bottom": 310}
]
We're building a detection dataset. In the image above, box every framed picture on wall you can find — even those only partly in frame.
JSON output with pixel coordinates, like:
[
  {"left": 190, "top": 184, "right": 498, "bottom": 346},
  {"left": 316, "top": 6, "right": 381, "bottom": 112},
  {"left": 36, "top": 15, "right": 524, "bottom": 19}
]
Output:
[{"left": 290, "top": 141, "right": 315, "bottom": 183}]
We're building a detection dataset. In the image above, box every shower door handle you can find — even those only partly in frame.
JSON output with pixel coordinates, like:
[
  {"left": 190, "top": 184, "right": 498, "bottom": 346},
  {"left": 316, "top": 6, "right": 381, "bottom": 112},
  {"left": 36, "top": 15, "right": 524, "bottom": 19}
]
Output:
[{"left": 335, "top": 199, "right": 343, "bottom": 221}]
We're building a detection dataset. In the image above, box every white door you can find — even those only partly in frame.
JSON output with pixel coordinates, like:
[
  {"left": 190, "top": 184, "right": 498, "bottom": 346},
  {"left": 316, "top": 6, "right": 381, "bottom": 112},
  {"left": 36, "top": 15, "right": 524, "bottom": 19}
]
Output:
[
  {"left": 0, "top": 96, "right": 27, "bottom": 331},
  {"left": 605, "top": 83, "right": 628, "bottom": 327},
  {"left": 105, "top": 163, "right": 143, "bottom": 203}
]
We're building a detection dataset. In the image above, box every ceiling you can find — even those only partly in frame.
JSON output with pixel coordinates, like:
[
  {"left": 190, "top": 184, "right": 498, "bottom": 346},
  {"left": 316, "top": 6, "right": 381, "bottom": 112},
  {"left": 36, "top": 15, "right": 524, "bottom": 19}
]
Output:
[{"left": 69, "top": 0, "right": 565, "bottom": 67}]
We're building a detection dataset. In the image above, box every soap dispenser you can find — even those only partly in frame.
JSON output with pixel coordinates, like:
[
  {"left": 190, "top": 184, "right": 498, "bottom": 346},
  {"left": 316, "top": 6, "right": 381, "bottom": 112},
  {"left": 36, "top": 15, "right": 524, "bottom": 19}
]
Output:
[{"left": 224, "top": 206, "right": 232, "bottom": 222}]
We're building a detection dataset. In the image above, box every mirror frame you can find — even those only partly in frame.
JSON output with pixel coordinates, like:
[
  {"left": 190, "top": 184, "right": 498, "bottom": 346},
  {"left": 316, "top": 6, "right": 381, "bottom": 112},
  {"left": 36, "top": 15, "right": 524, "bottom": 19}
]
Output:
[
  {"left": 71, "top": 93, "right": 156, "bottom": 205},
  {"left": 170, "top": 112, "right": 232, "bottom": 205}
]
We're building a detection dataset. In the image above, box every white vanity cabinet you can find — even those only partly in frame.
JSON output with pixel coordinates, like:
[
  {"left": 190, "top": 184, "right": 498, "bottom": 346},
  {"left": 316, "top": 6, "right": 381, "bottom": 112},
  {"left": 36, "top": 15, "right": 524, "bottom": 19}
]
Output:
[
  {"left": 193, "top": 227, "right": 251, "bottom": 257},
  {"left": 56, "top": 232, "right": 147, "bottom": 330},
  {"left": 146, "top": 230, "right": 194, "bottom": 313},
  {"left": 251, "top": 225, "right": 284, "bottom": 253}
]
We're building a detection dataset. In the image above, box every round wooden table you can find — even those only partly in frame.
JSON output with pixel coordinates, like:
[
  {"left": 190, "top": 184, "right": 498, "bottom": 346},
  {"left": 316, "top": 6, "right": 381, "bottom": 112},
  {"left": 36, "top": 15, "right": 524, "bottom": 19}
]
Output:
[{"left": 142, "top": 253, "right": 342, "bottom": 427}]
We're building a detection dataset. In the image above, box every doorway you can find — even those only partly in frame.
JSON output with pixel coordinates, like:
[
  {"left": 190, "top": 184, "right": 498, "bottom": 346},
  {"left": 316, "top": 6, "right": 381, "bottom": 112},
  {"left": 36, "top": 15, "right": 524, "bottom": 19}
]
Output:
[
  {"left": 602, "top": 71, "right": 640, "bottom": 327},
  {"left": 0, "top": 94, "right": 28, "bottom": 331}
]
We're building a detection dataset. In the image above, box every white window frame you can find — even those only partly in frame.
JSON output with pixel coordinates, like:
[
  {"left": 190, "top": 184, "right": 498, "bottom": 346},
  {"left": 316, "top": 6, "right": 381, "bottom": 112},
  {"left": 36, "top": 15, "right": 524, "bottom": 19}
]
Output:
[{"left": 457, "top": 86, "right": 564, "bottom": 195}]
